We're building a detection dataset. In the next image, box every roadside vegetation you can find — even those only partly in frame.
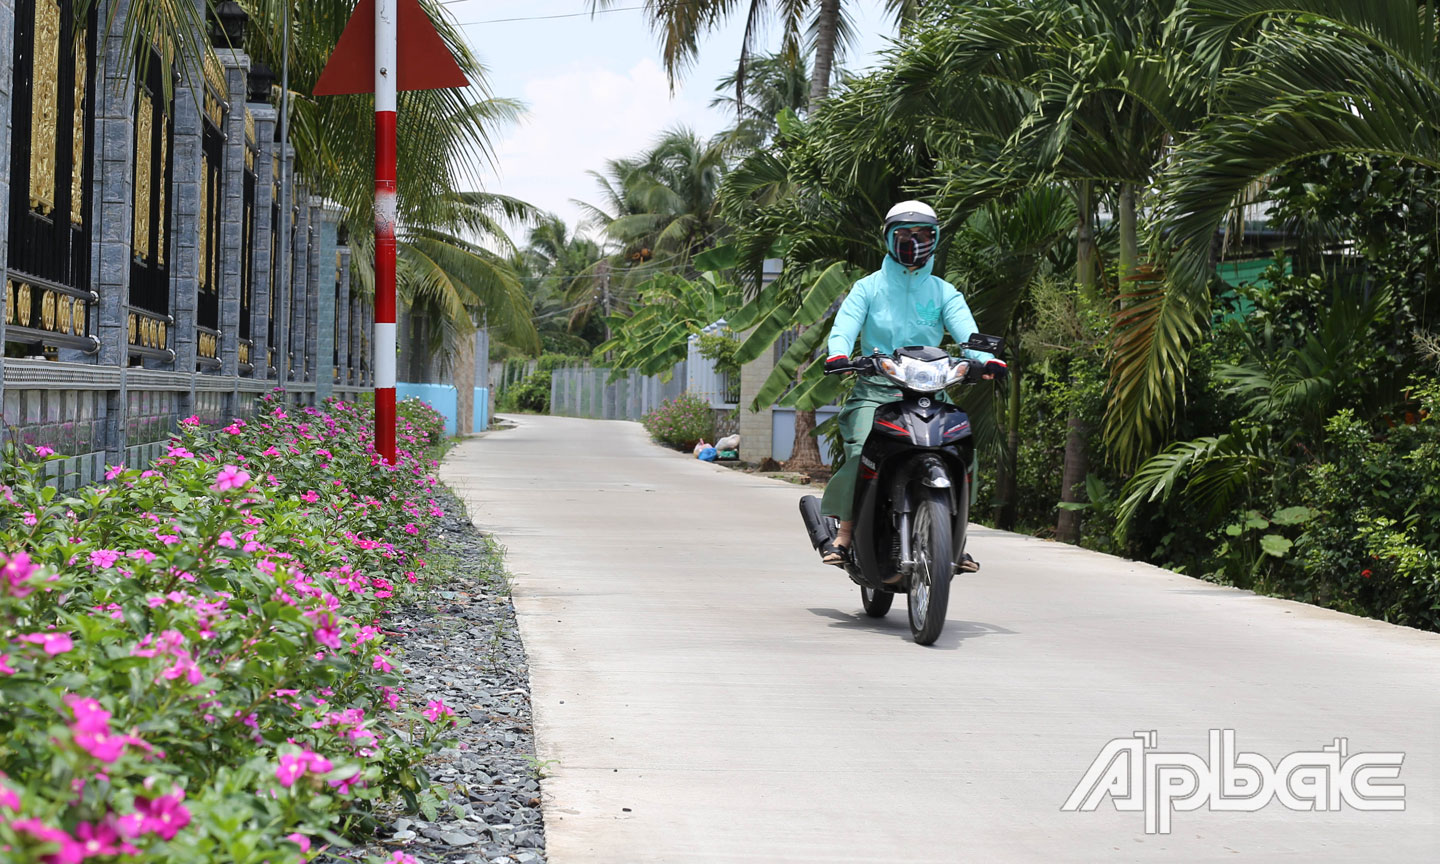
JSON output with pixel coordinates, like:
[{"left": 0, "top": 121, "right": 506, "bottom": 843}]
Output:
[
  {"left": 513, "top": 0, "right": 1440, "bottom": 630},
  {"left": 0, "top": 398, "right": 461, "bottom": 862}
]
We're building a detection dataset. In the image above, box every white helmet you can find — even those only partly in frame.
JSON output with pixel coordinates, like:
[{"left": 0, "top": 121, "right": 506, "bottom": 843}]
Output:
[
  {"left": 884, "top": 200, "right": 939, "bottom": 268},
  {"left": 884, "top": 200, "right": 938, "bottom": 231}
]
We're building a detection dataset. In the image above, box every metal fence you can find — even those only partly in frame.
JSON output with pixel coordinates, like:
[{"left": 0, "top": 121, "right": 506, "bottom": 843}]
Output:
[{"left": 548, "top": 363, "right": 687, "bottom": 421}]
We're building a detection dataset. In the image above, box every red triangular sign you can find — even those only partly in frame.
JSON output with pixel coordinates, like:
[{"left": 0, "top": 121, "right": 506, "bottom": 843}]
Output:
[{"left": 314, "top": 0, "right": 469, "bottom": 96}]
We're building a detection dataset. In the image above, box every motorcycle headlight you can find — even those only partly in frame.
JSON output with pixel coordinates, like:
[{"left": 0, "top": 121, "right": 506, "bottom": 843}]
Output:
[{"left": 893, "top": 357, "right": 952, "bottom": 392}]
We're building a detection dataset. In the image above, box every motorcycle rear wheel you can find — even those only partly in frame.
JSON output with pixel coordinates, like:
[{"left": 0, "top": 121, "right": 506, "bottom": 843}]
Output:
[
  {"left": 908, "top": 491, "right": 953, "bottom": 645},
  {"left": 860, "top": 585, "right": 893, "bottom": 617}
]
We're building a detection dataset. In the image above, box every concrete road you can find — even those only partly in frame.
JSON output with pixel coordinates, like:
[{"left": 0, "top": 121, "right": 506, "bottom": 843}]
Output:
[{"left": 442, "top": 414, "right": 1440, "bottom": 863}]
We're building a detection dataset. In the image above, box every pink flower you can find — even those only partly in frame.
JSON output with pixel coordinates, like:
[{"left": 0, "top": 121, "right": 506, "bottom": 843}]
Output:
[
  {"left": 306, "top": 611, "right": 342, "bottom": 649},
  {"left": 422, "top": 700, "right": 454, "bottom": 723},
  {"left": 299, "top": 490, "right": 320, "bottom": 503},
  {"left": 286, "top": 833, "right": 312, "bottom": 853},
  {"left": 22, "top": 512, "right": 37, "bottom": 526},
  {"left": 34, "top": 445, "right": 55, "bottom": 458},
  {"left": 372, "top": 655, "right": 394, "bottom": 673},
  {"left": 73, "top": 821, "right": 127, "bottom": 858},
  {"left": 105, "top": 464, "right": 126, "bottom": 480},
  {"left": 135, "top": 792, "right": 190, "bottom": 840},
  {"left": 18, "top": 631, "right": 73, "bottom": 655},
  {"left": 275, "top": 749, "right": 332, "bottom": 787},
  {"left": 212, "top": 465, "right": 251, "bottom": 491},
  {"left": 402, "top": 523, "right": 418, "bottom": 535},
  {"left": 0, "top": 782, "right": 20, "bottom": 811},
  {"left": 275, "top": 753, "right": 306, "bottom": 787},
  {"left": 10, "top": 819, "right": 83, "bottom": 862},
  {"left": 387, "top": 852, "right": 421, "bottom": 864},
  {"left": 89, "top": 549, "right": 121, "bottom": 569},
  {"left": 0, "top": 654, "right": 14, "bottom": 675},
  {"left": 216, "top": 530, "right": 237, "bottom": 549},
  {"left": 1, "top": 551, "right": 37, "bottom": 597},
  {"left": 222, "top": 423, "right": 245, "bottom": 435}
]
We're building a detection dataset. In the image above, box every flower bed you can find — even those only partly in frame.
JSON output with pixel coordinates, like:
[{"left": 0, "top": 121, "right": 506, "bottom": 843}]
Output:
[{"left": 1, "top": 394, "right": 454, "bottom": 863}]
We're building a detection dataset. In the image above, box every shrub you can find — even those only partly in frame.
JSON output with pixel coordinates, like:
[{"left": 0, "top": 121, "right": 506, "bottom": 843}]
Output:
[
  {"left": 397, "top": 397, "right": 447, "bottom": 447},
  {"left": 0, "top": 395, "right": 459, "bottom": 862},
  {"left": 641, "top": 393, "right": 715, "bottom": 449}
]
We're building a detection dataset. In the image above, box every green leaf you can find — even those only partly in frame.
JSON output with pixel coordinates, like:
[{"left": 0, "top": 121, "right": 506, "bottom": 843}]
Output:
[
  {"left": 693, "top": 244, "right": 739, "bottom": 273},
  {"left": 1057, "top": 501, "right": 1091, "bottom": 511},
  {"left": 1224, "top": 523, "right": 1244, "bottom": 537},
  {"left": 1270, "top": 506, "right": 1318, "bottom": 526},
  {"left": 1259, "top": 534, "right": 1293, "bottom": 558},
  {"left": 1244, "top": 513, "right": 1270, "bottom": 530},
  {"left": 794, "top": 262, "right": 857, "bottom": 326}
]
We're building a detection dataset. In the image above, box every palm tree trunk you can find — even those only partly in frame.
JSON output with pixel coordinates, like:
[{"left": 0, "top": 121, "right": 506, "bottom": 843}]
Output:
[
  {"left": 1056, "top": 182, "right": 1097, "bottom": 544},
  {"left": 997, "top": 345, "right": 1022, "bottom": 531},
  {"left": 1055, "top": 413, "right": 1087, "bottom": 543},
  {"left": 1077, "top": 180, "right": 1098, "bottom": 301},
  {"left": 1118, "top": 182, "right": 1138, "bottom": 290},
  {"left": 809, "top": 0, "right": 843, "bottom": 102},
  {"left": 785, "top": 0, "right": 842, "bottom": 473},
  {"left": 787, "top": 391, "right": 826, "bottom": 472}
]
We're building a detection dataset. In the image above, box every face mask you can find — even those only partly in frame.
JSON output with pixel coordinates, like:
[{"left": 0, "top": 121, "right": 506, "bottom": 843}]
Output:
[{"left": 894, "top": 232, "right": 935, "bottom": 267}]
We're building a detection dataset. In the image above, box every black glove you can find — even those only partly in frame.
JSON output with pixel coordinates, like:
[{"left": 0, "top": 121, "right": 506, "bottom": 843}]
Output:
[
  {"left": 982, "top": 359, "right": 1008, "bottom": 382},
  {"left": 824, "top": 355, "right": 852, "bottom": 375}
]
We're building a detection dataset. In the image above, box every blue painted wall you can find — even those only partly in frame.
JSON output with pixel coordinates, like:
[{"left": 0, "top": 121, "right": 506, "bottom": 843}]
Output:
[
  {"left": 473, "top": 388, "right": 488, "bottom": 432},
  {"left": 396, "top": 384, "right": 457, "bottom": 437},
  {"left": 771, "top": 406, "right": 842, "bottom": 464}
]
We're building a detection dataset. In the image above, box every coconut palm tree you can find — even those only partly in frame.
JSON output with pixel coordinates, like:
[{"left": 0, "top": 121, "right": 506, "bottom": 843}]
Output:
[
  {"left": 592, "top": 0, "right": 921, "bottom": 103},
  {"left": 711, "top": 51, "right": 813, "bottom": 152},
  {"left": 578, "top": 127, "right": 729, "bottom": 278},
  {"left": 520, "top": 216, "right": 607, "bottom": 348}
]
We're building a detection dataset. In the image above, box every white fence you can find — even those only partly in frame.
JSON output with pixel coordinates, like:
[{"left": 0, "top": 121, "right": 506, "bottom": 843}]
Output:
[
  {"left": 685, "top": 322, "right": 740, "bottom": 409},
  {"left": 548, "top": 363, "right": 688, "bottom": 421}
]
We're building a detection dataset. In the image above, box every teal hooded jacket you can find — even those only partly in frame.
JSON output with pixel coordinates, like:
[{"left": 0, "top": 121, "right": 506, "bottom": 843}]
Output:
[{"left": 826, "top": 251, "right": 994, "bottom": 363}]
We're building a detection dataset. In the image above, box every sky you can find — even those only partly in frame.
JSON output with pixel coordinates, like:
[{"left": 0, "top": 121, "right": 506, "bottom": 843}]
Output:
[{"left": 436, "top": 0, "right": 901, "bottom": 240}]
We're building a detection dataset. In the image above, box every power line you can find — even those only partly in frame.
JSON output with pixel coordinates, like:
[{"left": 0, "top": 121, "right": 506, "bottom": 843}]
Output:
[{"left": 447, "top": 5, "right": 645, "bottom": 26}]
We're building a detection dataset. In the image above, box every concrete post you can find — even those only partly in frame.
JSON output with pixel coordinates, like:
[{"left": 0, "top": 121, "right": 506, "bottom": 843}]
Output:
[
  {"left": 168, "top": 40, "right": 205, "bottom": 411},
  {"left": 216, "top": 50, "right": 248, "bottom": 385},
  {"left": 737, "top": 258, "right": 784, "bottom": 462},
  {"left": 348, "top": 287, "right": 360, "bottom": 385},
  {"left": 248, "top": 104, "right": 276, "bottom": 380},
  {"left": 337, "top": 243, "right": 350, "bottom": 390},
  {"left": 0, "top": 0, "right": 14, "bottom": 425},
  {"left": 92, "top": 0, "right": 138, "bottom": 464},
  {"left": 288, "top": 183, "right": 309, "bottom": 385},
  {"left": 313, "top": 202, "right": 336, "bottom": 400},
  {"left": 361, "top": 299, "right": 373, "bottom": 387},
  {"left": 273, "top": 144, "right": 293, "bottom": 383}
]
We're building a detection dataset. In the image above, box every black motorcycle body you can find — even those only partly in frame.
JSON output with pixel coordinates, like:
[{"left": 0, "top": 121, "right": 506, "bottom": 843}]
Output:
[{"left": 800, "top": 338, "right": 1002, "bottom": 644}]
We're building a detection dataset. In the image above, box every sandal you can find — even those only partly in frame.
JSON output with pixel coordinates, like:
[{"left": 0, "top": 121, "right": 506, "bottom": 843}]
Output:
[{"left": 820, "top": 540, "right": 850, "bottom": 567}]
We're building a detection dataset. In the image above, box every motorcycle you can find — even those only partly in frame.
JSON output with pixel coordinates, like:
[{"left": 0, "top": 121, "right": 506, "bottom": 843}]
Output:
[{"left": 799, "top": 336, "right": 1003, "bottom": 645}]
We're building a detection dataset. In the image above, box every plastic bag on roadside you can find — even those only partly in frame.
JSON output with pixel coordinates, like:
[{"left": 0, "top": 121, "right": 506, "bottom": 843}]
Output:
[{"left": 697, "top": 446, "right": 718, "bottom": 462}]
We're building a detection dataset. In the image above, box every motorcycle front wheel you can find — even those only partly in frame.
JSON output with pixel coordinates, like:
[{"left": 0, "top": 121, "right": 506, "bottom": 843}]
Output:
[
  {"left": 908, "top": 490, "right": 953, "bottom": 645},
  {"left": 860, "top": 585, "right": 893, "bottom": 618}
]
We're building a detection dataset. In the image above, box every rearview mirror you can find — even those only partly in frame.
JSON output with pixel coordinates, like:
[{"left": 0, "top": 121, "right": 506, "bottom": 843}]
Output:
[{"left": 964, "top": 333, "right": 1005, "bottom": 356}]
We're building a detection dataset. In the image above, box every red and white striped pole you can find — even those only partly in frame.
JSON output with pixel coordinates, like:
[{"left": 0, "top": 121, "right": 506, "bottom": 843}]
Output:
[{"left": 373, "top": 0, "right": 398, "bottom": 465}]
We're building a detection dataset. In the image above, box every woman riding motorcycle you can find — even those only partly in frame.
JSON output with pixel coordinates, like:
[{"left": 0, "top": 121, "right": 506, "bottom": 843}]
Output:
[{"left": 819, "top": 201, "right": 1007, "bottom": 567}]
